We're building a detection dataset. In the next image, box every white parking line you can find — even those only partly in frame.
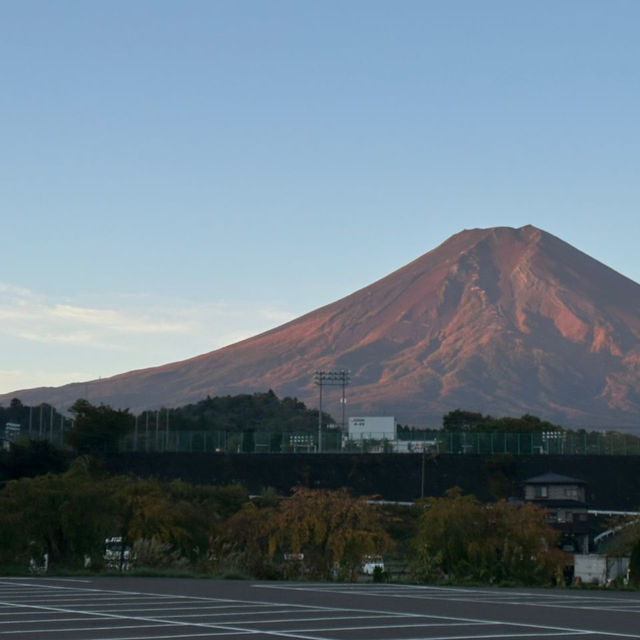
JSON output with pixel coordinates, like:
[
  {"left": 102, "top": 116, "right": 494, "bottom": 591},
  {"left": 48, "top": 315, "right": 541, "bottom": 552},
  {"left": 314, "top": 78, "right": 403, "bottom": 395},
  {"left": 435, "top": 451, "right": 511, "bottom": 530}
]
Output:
[
  {"left": 0, "top": 622, "right": 173, "bottom": 634},
  {"left": 2, "top": 581, "right": 640, "bottom": 640},
  {"left": 260, "top": 583, "right": 640, "bottom": 615},
  {"left": 285, "top": 622, "right": 499, "bottom": 634},
  {"left": 154, "top": 613, "right": 407, "bottom": 623},
  {"left": 0, "top": 578, "right": 91, "bottom": 584},
  {"left": 94, "top": 603, "right": 291, "bottom": 613},
  {"left": 0, "top": 598, "right": 374, "bottom": 640}
]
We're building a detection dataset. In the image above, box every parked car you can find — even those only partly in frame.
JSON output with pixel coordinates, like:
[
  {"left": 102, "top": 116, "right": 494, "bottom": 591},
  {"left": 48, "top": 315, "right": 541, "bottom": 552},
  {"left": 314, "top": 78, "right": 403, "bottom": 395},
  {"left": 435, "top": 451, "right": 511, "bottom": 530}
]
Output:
[{"left": 361, "top": 555, "right": 384, "bottom": 575}]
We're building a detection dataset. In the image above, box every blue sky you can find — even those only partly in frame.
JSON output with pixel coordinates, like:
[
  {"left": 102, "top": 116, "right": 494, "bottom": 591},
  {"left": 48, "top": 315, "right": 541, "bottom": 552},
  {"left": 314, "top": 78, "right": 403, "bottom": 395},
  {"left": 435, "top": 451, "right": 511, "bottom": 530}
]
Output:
[{"left": 1, "top": 0, "right": 639, "bottom": 395}]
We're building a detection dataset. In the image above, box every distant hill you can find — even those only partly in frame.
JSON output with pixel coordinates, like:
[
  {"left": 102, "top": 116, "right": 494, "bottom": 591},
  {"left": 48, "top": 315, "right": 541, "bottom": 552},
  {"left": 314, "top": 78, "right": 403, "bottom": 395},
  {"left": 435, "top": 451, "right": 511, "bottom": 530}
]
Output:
[{"left": 3, "top": 225, "right": 640, "bottom": 428}]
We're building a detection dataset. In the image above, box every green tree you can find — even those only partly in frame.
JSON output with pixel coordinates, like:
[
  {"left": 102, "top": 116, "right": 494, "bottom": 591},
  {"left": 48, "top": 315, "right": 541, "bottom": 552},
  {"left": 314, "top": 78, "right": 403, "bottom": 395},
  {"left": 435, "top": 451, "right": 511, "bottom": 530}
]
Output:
[
  {"left": 629, "top": 540, "right": 640, "bottom": 586},
  {"left": 0, "top": 459, "right": 117, "bottom": 567},
  {"left": 0, "top": 461, "right": 249, "bottom": 572},
  {"left": 442, "top": 410, "right": 489, "bottom": 431},
  {"left": 442, "top": 410, "right": 564, "bottom": 433},
  {"left": 65, "top": 399, "right": 133, "bottom": 455},
  {"left": 602, "top": 515, "right": 640, "bottom": 560}
]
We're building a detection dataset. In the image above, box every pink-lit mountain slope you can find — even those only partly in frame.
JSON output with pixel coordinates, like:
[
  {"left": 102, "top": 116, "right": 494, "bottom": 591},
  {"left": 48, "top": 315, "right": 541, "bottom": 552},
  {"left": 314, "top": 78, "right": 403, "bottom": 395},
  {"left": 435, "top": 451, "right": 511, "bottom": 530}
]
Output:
[{"left": 4, "top": 225, "right": 640, "bottom": 428}]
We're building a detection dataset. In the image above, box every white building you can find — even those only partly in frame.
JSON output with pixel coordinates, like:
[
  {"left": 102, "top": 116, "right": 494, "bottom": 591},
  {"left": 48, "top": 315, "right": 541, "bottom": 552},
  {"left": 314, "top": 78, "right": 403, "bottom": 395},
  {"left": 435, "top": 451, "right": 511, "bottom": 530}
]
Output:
[{"left": 348, "top": 416, "right": 396, "bottom": 441}]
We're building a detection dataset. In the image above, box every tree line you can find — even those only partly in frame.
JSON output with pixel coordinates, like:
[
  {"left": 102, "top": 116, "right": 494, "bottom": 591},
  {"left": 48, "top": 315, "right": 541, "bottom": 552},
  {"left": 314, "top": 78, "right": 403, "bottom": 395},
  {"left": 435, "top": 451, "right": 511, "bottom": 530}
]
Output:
[
  {"left": 5, "top": 396, "right": 638, "bottom": 453},
  {"left": 2, "top": 393, "right": 332, "bottom": 451},
  {"left": 0, "top": 456, "right": 579, "bottom": 585}
]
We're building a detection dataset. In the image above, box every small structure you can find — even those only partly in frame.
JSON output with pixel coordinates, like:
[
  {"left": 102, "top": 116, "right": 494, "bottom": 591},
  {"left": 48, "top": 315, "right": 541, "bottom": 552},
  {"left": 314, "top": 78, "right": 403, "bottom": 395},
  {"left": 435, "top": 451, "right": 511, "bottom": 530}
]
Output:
[
  {"left": 348, "top": 417, "right": 396, "bottom": 441},
  {"left": 574, "top": 554, "right": 629, "bottom": 586},
  {"left": 523, "top": 472, "right": 590, "bottom": 553},
  {"left": 2, "top": 422, "right": 21, "bottom": 450}
]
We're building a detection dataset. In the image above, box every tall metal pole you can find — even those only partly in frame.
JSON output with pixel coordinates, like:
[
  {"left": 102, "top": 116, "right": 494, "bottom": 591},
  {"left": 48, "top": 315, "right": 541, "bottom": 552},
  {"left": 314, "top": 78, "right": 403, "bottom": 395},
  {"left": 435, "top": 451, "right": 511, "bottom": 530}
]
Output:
[
  {"left": 314, "top": 370, "right": 350, "bottom": 453},
  {"left": 318, "top": 383, "right": 323, "bottom": 453}
]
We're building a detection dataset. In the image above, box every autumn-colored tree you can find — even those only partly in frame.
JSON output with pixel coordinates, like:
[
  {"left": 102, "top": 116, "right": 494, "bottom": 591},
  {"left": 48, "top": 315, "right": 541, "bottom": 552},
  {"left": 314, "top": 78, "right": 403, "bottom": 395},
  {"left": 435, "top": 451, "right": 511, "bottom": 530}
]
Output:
[
  {"left": 412, "top": 488, "right": 564, "bottom": 585},
  {"left": 106, "top": 477, "right": 240, "bottom": 569},
  {"left": 213, "top": 488, "right": 393, "bottom": 580},
  {"left": 92, "top": 476, "right": 248, "bottom": 571},
  {"left": 215, "top": 500, "right": 282, "bottom": 577},
  {"left": 163, "top": 481, "right": 248, "bottom": 567},
  {"left": 473, "top": 500, "right": 563, "bottom": 584},
  {"left": 412, "top": 488, "right": 486, "bottom": 581},
  {"left": 109, "top": 478, "right": 185, "bottom": 552},
  {"left": 274, "top": 487, "right": 393, "bottom": 580}
]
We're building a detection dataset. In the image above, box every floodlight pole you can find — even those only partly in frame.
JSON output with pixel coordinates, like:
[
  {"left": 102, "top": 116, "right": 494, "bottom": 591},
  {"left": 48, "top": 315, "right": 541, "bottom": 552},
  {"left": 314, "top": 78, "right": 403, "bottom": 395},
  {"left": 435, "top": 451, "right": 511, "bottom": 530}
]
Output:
[{"left": 313, "top": 370, "right": 350, "bottom": 453}]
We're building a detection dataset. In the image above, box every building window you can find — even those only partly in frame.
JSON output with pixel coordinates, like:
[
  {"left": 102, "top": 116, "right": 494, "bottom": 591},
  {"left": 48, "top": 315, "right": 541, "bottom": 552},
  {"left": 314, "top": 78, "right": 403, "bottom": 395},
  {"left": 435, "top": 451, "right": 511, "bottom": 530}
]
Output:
[
  {"left": 534, "top": 485, "right": 548, "bottom": 498},
  {"left": 564, "top": 487, "right": 578, "bottom": 499}
]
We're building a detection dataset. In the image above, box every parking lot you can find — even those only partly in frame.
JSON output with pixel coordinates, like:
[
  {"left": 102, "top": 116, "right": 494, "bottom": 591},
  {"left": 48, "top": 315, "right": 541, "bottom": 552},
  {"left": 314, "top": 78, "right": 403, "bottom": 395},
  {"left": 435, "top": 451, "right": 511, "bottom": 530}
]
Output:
[{"left": 0, "top": 577, "right": 639, "bottom": 640}]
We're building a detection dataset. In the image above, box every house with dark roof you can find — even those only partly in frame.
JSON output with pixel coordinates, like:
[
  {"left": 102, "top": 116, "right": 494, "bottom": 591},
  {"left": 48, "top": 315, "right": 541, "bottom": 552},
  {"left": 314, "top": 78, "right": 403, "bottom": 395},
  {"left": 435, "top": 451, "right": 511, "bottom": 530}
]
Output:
[{"left": 523, "top": 472, "right": 590, "bottom": 553}]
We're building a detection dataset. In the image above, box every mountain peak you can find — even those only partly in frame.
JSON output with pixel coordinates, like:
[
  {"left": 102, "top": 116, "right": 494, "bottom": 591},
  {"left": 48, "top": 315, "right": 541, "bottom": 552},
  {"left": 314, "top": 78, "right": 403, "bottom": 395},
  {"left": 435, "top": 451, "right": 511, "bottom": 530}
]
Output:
[{"left": 4, "top": 226, "right": 640, "bottom": 428}]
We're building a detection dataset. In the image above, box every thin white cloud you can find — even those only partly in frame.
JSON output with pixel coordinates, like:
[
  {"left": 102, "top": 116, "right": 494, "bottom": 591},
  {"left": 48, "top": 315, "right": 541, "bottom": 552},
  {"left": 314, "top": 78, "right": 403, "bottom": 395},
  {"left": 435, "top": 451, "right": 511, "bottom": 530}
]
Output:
[
  {"left": 0, "top": 281, "right": 299, "bottom": 394},
  {"left": 0, "top": 283, "right": 32, "bottom": 297},
  {"left": 0, "top": 282, "right": 191, "bottom": 346},
  {"left": 0, "top": 368, "right": 96, "bottom": 393},
  {"left": 50, "top": 304, "right": 189, "bottom": 334},
  {"left": 14, "top": 330, "right": 130, "bottom": 349}
]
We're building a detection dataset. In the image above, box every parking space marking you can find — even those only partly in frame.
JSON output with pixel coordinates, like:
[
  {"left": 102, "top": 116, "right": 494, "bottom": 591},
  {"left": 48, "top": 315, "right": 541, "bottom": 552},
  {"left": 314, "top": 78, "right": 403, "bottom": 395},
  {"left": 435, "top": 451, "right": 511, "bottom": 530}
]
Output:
[
  {"left": 260, "top": 583, "right": 640, "bottom": 614},
  {"left": 1, "top": 580, "right": 639, "bottom": 640}
]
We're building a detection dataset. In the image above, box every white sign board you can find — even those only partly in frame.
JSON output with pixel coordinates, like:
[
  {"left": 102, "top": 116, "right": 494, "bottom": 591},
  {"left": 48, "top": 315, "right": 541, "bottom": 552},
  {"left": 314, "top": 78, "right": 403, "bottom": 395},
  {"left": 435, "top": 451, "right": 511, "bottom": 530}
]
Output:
[{"left": 348, "top": 416, "right": 396, "bottom": 440}]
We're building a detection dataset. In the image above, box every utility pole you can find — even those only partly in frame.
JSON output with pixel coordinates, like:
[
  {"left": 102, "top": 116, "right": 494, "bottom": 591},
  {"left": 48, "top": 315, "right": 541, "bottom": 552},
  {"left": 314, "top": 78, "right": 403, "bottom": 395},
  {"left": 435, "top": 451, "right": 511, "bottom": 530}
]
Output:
[{"left": 421, "top": 447, "right": 426, "bottom": 499}]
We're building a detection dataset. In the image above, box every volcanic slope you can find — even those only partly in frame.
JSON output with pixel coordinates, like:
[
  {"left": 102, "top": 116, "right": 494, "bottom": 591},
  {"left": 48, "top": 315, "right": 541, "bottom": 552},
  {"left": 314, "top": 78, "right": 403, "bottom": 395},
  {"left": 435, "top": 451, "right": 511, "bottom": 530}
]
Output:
[{"left": 4, "top": 225, "right": 640, "bottom": 427}]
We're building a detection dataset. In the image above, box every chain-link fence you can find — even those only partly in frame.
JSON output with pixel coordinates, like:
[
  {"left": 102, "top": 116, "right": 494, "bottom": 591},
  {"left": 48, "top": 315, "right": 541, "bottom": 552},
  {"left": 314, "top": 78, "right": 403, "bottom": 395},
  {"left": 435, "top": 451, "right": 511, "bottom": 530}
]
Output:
[{"left": 116, "top": 429, "right": 640, "bottom": 455}]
